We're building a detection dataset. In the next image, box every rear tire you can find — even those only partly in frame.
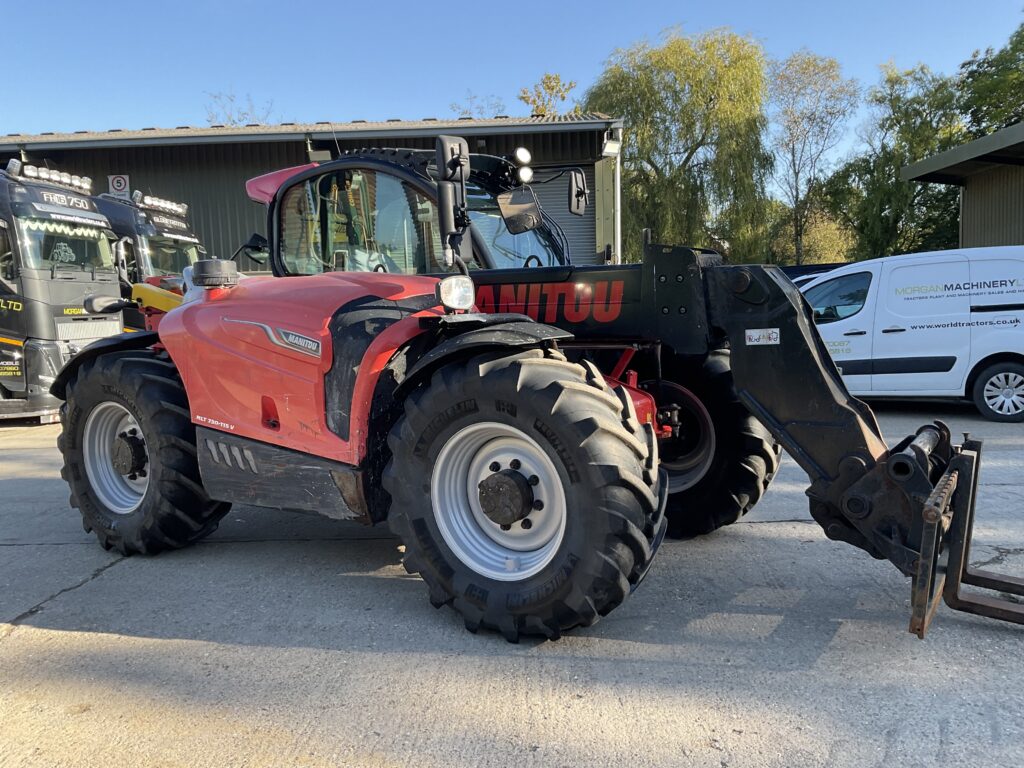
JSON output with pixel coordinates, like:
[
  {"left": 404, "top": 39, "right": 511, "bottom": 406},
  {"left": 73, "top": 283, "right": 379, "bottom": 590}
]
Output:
[
  {"left": 650, "top": 349, "right": 781, "bottom": 537},
  {"left": 971, "top": 361, "right": 1024, "bottom": 423},
  {"left": 384, "top": 348, "right": 663, "bottom": 642},
  {"left": 58, "top": 350, "right": 230, "bottom": 554}
]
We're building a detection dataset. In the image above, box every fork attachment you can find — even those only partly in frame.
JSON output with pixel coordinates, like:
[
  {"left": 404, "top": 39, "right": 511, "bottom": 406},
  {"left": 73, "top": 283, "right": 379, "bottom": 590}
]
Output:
[{"left": 910, "top": 434, "right": 1024, "bottom": 637}]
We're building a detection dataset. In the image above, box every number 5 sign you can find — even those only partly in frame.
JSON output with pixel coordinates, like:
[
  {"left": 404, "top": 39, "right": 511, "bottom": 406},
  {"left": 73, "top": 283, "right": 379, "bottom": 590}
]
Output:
[{"left": 108, "top": 174, "right": 130, "bottom": 200}]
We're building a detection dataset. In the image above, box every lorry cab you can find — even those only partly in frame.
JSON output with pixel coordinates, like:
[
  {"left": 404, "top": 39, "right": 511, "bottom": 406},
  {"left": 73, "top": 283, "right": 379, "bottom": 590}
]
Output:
[
  {"left": 93, "top": 192, "right": 204, "bottom": 328},
  {"left": 0, "top": 160, "right": 123, "bottom": 421},
  {"left": 801, "top": 246, "right": 1024, "bottom": 421}
]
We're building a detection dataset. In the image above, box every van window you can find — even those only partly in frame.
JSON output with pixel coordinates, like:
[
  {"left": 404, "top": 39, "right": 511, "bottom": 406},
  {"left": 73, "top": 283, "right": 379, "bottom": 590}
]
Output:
[{"left": 805, "top": 271, "right": 871, "bottom": 324}]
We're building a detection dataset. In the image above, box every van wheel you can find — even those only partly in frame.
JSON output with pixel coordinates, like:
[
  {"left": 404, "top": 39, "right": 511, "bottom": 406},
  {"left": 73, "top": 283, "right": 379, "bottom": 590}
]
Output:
[{"left": 972, "top": 362, "right": 1024, "bottom": 422}]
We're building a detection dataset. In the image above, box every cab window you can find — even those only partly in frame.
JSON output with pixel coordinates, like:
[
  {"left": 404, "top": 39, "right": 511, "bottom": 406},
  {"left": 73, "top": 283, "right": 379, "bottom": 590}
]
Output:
[
  {"left": 279, "top": 169, "right": 444, "bottom": 275},
  {"left": 804, "top": 271, "right": 872, "bottom": 324}
]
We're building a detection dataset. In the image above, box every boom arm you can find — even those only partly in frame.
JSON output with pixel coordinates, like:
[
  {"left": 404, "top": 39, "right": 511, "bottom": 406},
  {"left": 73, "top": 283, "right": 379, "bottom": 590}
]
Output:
[{"left": 699, "top": 259, "right": 1024, "bottom": 637}]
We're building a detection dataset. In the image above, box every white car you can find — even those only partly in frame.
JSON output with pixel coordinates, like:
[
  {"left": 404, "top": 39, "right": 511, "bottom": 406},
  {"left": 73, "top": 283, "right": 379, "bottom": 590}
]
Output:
[{"left": 801, "top": 246, "right": 1024, "bottom": 422}]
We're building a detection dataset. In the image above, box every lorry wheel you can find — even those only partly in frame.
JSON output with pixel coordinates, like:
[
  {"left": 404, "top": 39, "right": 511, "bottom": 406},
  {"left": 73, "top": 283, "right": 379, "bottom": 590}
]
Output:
[
  {"left": 383, "top": 348, "right": 663, "bottom": 642},
  {"left": 971, "top": 361, "right": 1024, "bottom": 423},
  {"left": 645, "top": 349, "right": 780, "bottom": 537},
  {"left": 57, "top": 350, "right": 230, "bottom": 554}
]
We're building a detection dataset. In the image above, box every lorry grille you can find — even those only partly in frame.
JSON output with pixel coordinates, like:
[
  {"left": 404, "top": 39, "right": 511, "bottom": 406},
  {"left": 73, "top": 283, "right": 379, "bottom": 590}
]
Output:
[{"left": 55, "top": 318, "right": 122, "bottom": 342}]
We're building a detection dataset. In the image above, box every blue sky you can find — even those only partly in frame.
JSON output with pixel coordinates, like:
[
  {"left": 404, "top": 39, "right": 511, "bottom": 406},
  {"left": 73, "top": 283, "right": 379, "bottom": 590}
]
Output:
[{"left": 2, "top": 0, "right": 1021, "bottom": 138}]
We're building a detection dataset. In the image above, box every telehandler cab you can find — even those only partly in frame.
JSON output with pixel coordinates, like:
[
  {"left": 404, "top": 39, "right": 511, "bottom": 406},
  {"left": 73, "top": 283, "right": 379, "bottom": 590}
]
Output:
[{"left": 61, "top": 137, "right": 1024, "bottom": 640}]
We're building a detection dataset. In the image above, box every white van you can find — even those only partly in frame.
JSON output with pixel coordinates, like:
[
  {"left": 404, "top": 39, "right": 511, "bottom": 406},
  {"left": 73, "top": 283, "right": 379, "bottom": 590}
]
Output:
[{"left": 800, "top": 247, "right": 1024, "bottom": 422}]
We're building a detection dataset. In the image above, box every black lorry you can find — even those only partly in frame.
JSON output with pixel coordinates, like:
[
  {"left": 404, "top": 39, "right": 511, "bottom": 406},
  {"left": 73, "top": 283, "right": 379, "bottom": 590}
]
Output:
[
  {"left": 0, "top": 160, "right": 122, "bottom": 421},
  {"left": 93, "top": 192, "right": 204, "bottom": 328}
]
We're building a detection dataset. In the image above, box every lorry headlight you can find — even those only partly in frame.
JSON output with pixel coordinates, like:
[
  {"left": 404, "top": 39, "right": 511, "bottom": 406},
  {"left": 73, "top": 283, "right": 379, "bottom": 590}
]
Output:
[
  {"left": 517, "top": 166, "right": 534, "bottom": 184},
  {"left": 436, "top": 275, "right": 475, "bottom": 312}
]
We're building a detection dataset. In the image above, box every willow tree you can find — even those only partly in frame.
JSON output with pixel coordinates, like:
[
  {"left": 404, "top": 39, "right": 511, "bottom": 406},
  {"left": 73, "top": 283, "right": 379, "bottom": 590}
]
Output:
[{"left": 583, "top": 30, "right": 773, "bottom": 262}]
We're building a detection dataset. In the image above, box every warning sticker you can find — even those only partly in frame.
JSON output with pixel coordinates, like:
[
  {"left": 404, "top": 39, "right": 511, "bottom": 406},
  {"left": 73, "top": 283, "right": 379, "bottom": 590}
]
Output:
[{"left": 745, "top": 328, "right": 780, "bottom": 345}]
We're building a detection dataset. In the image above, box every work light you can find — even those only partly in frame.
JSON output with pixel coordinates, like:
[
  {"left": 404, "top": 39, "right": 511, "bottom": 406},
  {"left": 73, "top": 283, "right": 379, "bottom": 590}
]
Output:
[{"left": 436, "top": 275, "right": 475, "bottom": 313}]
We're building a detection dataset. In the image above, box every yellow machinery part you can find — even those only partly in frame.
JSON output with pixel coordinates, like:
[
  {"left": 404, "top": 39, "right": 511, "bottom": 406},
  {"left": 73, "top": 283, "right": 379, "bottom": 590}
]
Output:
[{"left": 130, "top": 283, "right": 183, "bottom": 313}]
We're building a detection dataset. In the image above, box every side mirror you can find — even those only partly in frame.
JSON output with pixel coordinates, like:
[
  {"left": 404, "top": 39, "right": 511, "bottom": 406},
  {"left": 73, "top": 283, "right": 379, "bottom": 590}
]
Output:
[
  {"left": 232, "top": 232, "right": 270, "bottom": 265},
  {"left": 435, "top": 135, "right": 471, "bottom": 269},
  {"left": 84, "top": 294, "right": 134, "bottom": 315},
  {"left": 568, "top": 168, "right": 588, "bottom": 216},
  {"left": 497, "top": 187, "right": 543, "bottom": 235}
]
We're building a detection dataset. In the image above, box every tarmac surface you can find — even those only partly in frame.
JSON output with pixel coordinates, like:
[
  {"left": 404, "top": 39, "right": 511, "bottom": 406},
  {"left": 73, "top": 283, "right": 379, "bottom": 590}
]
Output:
[{"left": 1, "top": 401, "right": 1022, "bottom": 767}]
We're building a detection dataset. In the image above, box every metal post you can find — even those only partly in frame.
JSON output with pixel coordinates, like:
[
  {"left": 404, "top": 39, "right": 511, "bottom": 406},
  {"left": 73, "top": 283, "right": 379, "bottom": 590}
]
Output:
[{"left": 614, "top": 127, "right": 622, "bottom": 265}]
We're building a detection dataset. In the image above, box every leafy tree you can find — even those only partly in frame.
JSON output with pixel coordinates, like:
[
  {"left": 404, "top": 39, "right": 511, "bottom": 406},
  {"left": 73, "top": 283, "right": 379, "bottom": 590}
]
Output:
[
  {"left": 449, "top": 91, "right": 506, "bottom": 119},
  {"left": 958, "top": 23, "right": 1024, "bottom": 136},
  {"left": 821, "top": 64, "right": 964, "bottom": 259},
  {"left": 204, "top": 92, "right": 275, "bottom": 126},
  {"left": 769, "top": 51, "right": 858, "bottom": 264},
  {"left": 766, "top": 200, "right": 854, "bottom": 265},
  {"left": 518, "top": 73, "right": 579, "bottom": 116},
  {"left": 584, "top": 30, "right": 773, "bottom": 262}
]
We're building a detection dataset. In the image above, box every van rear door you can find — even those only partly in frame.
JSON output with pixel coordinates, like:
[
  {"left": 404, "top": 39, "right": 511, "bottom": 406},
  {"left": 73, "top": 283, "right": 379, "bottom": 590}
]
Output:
[{"left": 872, "top": 254, "right": 970, "bottom": 394}]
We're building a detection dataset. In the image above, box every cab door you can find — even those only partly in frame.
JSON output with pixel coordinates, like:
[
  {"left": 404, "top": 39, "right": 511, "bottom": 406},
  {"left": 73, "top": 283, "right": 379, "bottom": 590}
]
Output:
[
  {"left": 803, "top": 267, "right": 877, "bottom": 393},
  {"left": 871, "top": 254, "right": 971, "bottom": 394}
]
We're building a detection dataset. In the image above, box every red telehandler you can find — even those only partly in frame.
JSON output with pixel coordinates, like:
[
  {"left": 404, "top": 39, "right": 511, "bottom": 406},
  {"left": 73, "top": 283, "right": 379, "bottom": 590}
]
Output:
[{"left": 60, "top": 137, "right": 1024, "bottom": 640}]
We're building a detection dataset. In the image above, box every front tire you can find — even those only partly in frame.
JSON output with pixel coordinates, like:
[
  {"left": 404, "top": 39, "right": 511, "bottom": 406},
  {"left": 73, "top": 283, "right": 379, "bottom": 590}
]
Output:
[
  {"left": 972, "top": 361, "right": 1024, "bottom": 422},
  {"left": 58, "top": 351, "right": 230, "bottom": 554},
  {"left": 384, "top": 348, "right": 663, "bottom": 641}
]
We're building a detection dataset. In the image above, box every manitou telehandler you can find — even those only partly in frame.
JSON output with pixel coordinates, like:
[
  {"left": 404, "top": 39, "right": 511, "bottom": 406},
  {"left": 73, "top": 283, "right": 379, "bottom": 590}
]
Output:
[
  {"left": 58, "top": 137, "right": 1024, "bottom": 641},
  {"left": 0, "top": 160, "right": 123, "bottom": 422}
]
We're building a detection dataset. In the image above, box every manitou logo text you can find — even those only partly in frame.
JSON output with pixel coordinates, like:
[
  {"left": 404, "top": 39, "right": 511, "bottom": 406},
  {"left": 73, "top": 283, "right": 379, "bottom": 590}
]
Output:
[{"left": 475, "top": 281, "right": 625, "bottom": 323}]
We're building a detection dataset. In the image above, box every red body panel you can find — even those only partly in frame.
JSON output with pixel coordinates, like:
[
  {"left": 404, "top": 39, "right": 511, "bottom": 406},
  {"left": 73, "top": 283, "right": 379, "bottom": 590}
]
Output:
[
  {"left": 158, "top": 272, "right": 442, "bottom": 465},
  {"left": 245, "top": 164, "right": 319, "bottom": 204}
]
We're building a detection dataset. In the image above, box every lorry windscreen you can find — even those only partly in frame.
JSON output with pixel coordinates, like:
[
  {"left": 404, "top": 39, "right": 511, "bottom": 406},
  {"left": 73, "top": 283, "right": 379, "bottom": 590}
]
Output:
[
  {"left": 466, "top": 185, "right": 566, "bottom": 269},
  {"left": 143, "top": 236, "right": 200, "bottom": 276},
  {"left": 16, "top": 218, "right": 115, "bottom": 272}
]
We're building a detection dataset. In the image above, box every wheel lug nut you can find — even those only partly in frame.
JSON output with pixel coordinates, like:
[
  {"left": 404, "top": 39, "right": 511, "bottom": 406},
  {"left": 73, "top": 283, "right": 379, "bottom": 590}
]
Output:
[
  {"left": 533, "top": 500, "right": 544, "bottom": 511},
  {"left": 528, "top": 475, "right": 539, "bottom": 486},
  {"left": 489, "top": 462, "right": 501, "bottom": 472},
  {"left": 510, "top": 459, "right": 521, "bottom": 471},
  {"left": 500, "top": 524, "right": 512, "bottom": 531},
  {"left": 521, "top": 519, "right": 533, "bottom": 530}
]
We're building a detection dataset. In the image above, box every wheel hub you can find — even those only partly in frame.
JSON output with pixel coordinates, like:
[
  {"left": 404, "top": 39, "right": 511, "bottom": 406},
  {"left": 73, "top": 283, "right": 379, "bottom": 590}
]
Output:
[
  {"left": 478, "top": 469, "right": 534, "bottom": 526},
  {"left": 112, "top": 431, "right": 148, "bottom": 477}
]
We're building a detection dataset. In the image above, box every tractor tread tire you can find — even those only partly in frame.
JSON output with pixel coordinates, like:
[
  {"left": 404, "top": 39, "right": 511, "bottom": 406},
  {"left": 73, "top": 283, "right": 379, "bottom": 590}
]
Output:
[
  {"left": 383, "top": 348, "right": 663, "bottom": 642},
  {"left": 664, "top": 348, "right": 781, "bottom": 537},
  {"left": 57, "top": 349, "right": 229, "bottom": 555}
]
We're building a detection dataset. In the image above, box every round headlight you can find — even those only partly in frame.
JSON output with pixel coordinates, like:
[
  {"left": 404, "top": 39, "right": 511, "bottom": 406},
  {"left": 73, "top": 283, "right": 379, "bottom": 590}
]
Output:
[
  {"left": 517, "top": 166, "right": 534, "bottom": 184},
  {"left": 436, "top": 275, "right": 475, "bottom": 312},
  {"left": 513, "top": 147, "right": 532, "bottom": 165}
]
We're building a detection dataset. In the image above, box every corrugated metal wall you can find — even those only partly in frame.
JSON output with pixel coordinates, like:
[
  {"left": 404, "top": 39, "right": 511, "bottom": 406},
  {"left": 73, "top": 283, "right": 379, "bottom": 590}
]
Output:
[
  {"left": 26, "top": 134, "right": 608, "bottom": 269},
  {"left": 532, "top": 165, "right": 599, "bottom": 264},
  {"left": 37, "top": 142, "right": 308, "bottom": 270},
  {"left": 962, "top": 166, "right": 1024, "bottom": 247}
]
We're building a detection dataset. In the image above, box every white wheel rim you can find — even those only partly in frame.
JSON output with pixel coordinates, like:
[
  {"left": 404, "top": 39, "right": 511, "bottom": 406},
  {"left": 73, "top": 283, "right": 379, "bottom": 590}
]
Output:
[
  {"left": 983, "top": 371, "right": 1024, "bottom": 416},
  {"left": 431, "top": 422, "right": 567, "bottom": 581},
  {"left": 82, "top": 402, "right": 150, "bottom": 514}
]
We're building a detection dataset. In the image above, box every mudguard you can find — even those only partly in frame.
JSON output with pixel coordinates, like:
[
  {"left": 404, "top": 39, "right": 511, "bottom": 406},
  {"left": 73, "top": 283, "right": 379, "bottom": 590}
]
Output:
[
  {"left": 395, "top": 315, "right": 572, "bottom": 398},
  {"left": 49, "top": 331, "right": 159, "bottom": 400}
]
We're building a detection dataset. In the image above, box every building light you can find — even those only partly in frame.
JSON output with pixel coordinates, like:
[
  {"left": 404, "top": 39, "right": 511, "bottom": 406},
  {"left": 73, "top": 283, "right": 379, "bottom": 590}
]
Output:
[{"left": 601, "top": 136, "right": 621, "bottom": 158}]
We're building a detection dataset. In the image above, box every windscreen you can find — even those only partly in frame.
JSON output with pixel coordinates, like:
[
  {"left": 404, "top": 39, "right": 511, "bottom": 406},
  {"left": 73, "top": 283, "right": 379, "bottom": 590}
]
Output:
[
  {"left": 466, "top": 184, "right": 566, "bottom": 269},
  {"left": 16, "top": 218, "right": 115, "bottom": 272},
  {"left": 143, "top": 236, "right": 200, "bottom": 276}
]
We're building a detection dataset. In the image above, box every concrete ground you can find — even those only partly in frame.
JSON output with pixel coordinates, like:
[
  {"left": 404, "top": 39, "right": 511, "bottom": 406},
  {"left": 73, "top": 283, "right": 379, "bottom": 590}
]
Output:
[{"left": 0, "top": 402, "right": 1022, "bottom": 768}]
